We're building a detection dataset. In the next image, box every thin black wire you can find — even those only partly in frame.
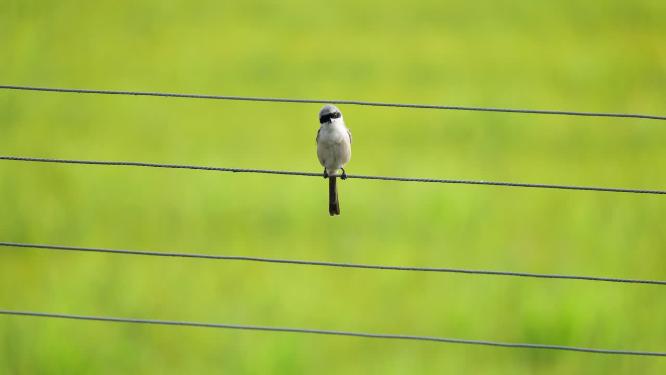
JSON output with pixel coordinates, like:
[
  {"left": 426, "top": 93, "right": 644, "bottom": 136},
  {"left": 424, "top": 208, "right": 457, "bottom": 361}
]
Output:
[
  {"left": 1, "top": 84, "right": 665, "bottom": 121},
  {"left": 1, "top": 155, "right": 665, "bottom": 195},
  {"left": 2, "top": 242, "right": 665, "bottom": 286},
  {"left": 0, "top": 310, "right": 663, "bottom": 357}
]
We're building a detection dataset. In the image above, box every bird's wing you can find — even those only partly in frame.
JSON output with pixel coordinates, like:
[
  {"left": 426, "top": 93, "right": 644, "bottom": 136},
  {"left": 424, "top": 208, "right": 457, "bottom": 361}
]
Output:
[
  {"left": 316, "top": 127, "right": 321, "bottom": 144},
  {"left": 347, "top": 128, "right": 352, "bottom": 144}
]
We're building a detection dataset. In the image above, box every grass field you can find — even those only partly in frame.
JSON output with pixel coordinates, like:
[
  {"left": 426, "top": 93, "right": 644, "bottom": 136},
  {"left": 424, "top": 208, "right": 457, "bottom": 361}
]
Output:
[{"left": 1, "top": 0, "right": 665, "bottom": 373}]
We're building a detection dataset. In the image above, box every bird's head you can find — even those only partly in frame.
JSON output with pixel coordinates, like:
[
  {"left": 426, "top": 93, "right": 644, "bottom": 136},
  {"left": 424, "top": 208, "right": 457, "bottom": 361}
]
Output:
[{"left": 319, "top": 105, "right": 343, "bottom": 125}]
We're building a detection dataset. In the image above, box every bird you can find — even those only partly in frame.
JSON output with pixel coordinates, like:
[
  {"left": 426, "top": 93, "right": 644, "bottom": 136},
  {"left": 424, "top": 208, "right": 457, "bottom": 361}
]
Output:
[{"left": 316, "top": 105, "right": 352, "bottom": 216}]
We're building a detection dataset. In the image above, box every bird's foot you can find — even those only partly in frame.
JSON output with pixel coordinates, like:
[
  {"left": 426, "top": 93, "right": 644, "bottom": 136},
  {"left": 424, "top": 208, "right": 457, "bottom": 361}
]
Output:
[
  {"left": 340, "top": 168, "right": 348, "bottom": 180},
  {"left": 323, "top": 169, "right": 329, "bottom": 179}
]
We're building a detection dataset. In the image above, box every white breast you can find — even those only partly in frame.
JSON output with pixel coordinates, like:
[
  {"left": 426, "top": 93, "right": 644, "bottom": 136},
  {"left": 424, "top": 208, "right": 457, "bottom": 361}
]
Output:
[{"left": 317, "top": 122, "right": 352, "bottom": 174}]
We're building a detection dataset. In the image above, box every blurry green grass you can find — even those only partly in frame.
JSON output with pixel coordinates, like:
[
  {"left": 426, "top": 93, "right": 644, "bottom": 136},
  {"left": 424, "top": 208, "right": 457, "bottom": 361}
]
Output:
[{"left": 1, "top": 0, "right": 665, "bottom": 373}]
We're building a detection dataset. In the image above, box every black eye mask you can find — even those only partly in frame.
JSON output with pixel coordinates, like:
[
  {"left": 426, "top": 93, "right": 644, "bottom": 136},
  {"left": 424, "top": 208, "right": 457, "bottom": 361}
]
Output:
[{"left": 319, "top": 112, "right": 341, "bottom": 124}]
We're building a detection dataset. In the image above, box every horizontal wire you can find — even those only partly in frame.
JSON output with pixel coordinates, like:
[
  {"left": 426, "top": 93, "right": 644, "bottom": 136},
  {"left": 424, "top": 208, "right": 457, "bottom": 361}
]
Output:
[
  {"left": 2, "top": 242, "right": 665, "bottom": 286},
  {"left": 1, "top": 155, "right": 665, "bottom": 195},
  {"left": 0, "top": 310, "right": 664, "bottom": 357},
  {"left": 1, "top": 84, "right": 665, "bottom": 121}
]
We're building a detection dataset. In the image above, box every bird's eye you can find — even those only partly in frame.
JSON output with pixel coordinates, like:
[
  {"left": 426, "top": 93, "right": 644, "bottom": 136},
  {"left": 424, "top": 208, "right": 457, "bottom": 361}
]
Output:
[{"left": 319, "top": 112, "right": 341, "bottom": 123}]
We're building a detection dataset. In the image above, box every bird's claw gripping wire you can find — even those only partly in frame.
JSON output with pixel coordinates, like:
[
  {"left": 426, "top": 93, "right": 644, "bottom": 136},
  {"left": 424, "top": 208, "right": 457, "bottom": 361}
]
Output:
[{"left": 323, "top": 169, "right": 347, "bottom": 179}]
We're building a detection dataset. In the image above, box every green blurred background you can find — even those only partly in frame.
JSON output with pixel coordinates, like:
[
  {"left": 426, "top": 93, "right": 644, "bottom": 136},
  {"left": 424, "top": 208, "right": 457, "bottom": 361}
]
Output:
[{"left": 1, "top": 0, "right": 665, "bottom": 373}]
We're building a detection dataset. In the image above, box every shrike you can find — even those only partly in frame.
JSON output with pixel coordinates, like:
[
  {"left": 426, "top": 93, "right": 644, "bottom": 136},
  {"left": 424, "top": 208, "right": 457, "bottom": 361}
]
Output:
[{"left": 316, "top": 105, "right": 352, "bottom": 216}]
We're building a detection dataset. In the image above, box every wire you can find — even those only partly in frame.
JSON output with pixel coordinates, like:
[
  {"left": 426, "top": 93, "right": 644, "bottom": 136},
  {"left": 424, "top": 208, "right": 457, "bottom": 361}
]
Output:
[
  {"left": 0, "top": 310, "right": 663, "bottom": 357},
  {"left": 1, "top": 84, "right": 665, "bottom": 121},
  {"left": 2, "top": 242, "right": 664, "bottom": 286},
  {"left": 1, "top": 155, "right": 665, "bottom": 195}
]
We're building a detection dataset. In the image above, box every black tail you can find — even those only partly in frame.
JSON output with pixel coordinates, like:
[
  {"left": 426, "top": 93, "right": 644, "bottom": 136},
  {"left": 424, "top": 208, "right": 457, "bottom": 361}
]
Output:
[{"left": 329, "top": 176, "right": 340, "bottom": 216}]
